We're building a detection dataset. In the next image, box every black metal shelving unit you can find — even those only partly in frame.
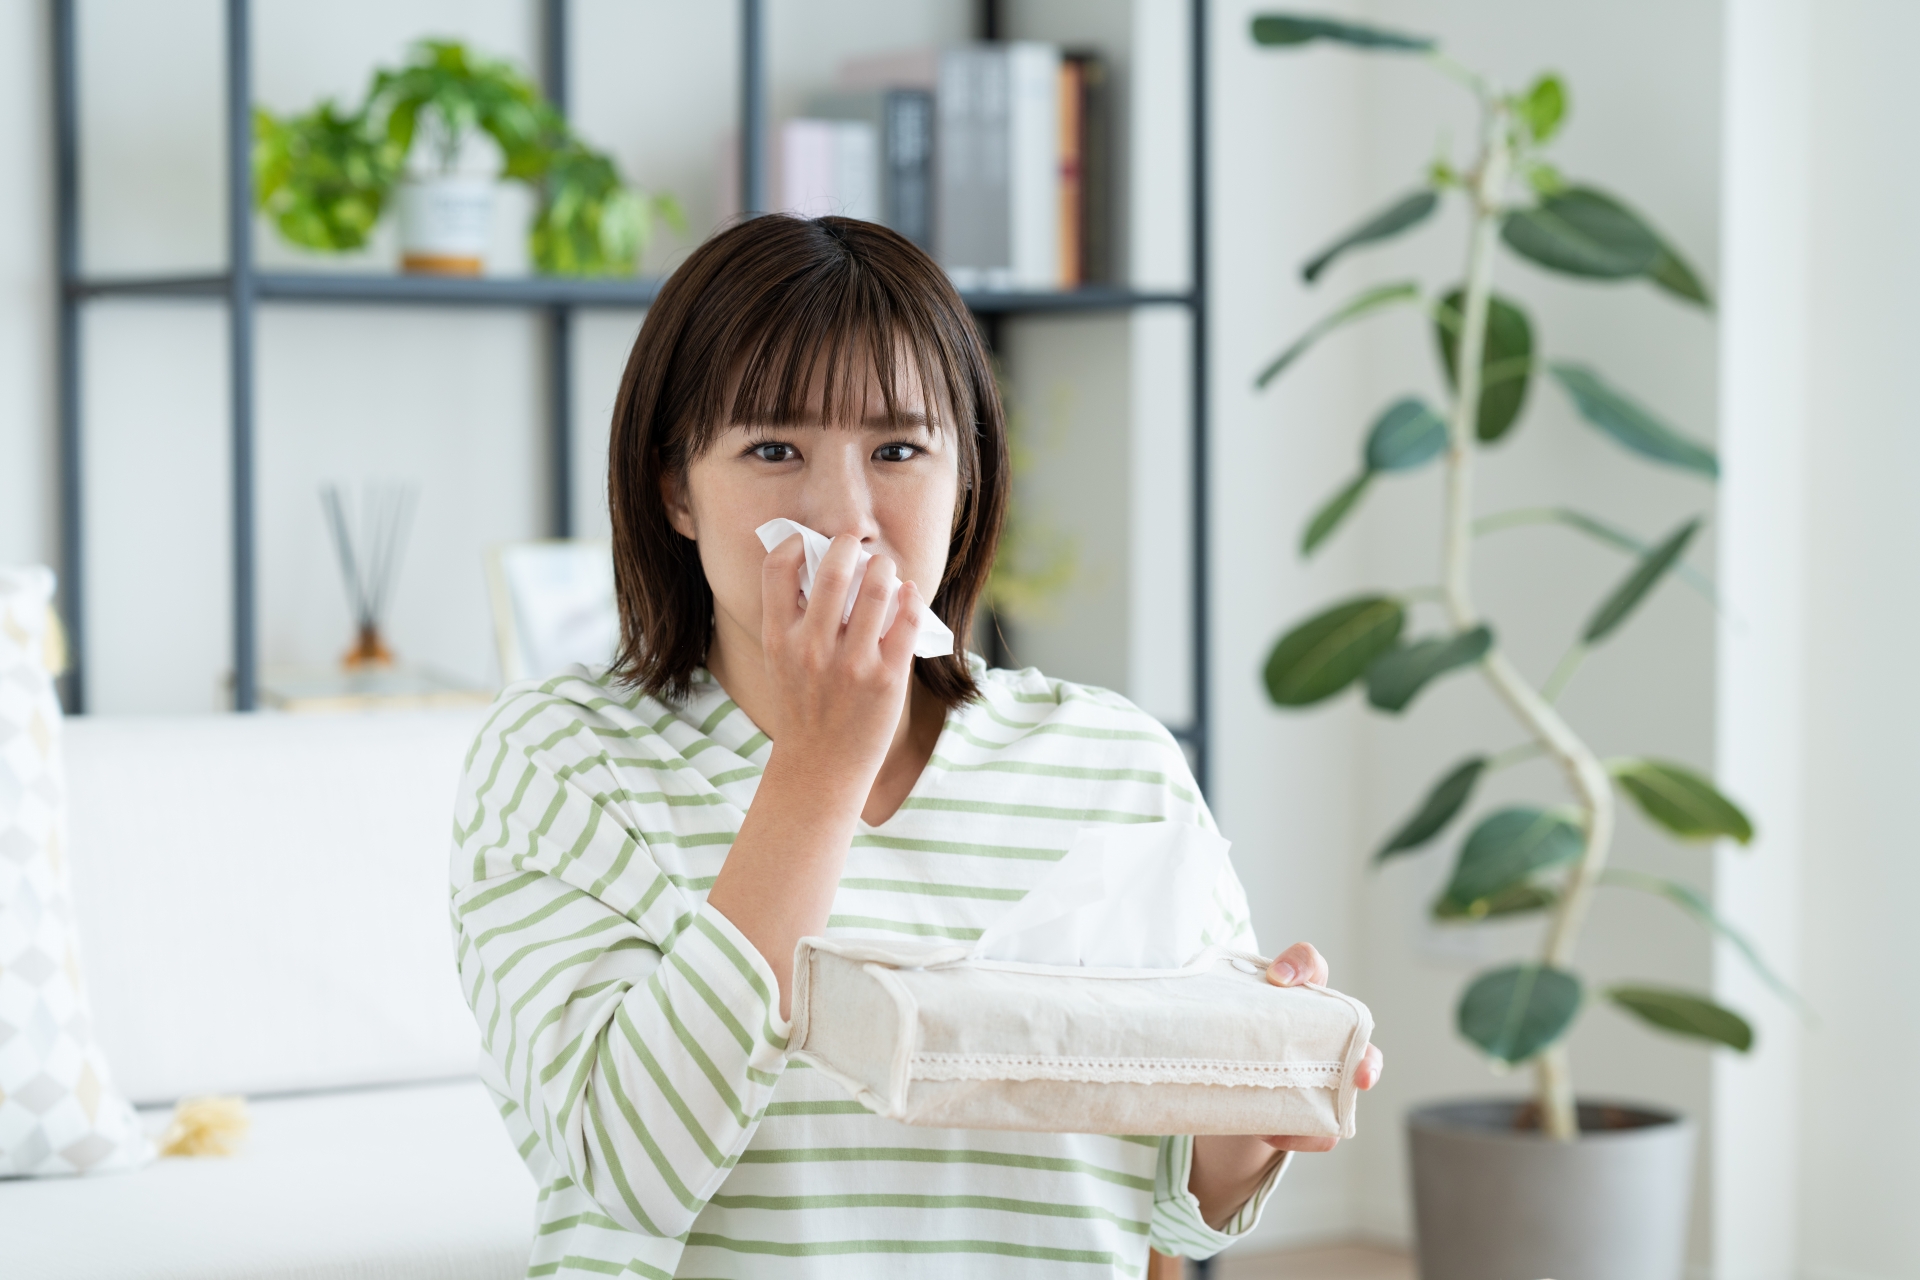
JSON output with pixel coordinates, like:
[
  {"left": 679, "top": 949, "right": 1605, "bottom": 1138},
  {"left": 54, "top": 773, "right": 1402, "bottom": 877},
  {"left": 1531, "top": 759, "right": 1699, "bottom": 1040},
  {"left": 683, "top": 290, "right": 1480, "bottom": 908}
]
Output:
[{"left": 50, "top": 0, "right": 1214, "bottom": 794}]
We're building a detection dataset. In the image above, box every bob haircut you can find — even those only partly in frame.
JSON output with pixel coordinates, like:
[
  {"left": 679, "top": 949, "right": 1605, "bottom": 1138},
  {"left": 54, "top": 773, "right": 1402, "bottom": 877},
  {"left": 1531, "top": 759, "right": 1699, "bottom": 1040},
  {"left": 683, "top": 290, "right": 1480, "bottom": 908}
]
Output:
[{"left": 607, "top": 214, "right": 1008, "bottom": 709}]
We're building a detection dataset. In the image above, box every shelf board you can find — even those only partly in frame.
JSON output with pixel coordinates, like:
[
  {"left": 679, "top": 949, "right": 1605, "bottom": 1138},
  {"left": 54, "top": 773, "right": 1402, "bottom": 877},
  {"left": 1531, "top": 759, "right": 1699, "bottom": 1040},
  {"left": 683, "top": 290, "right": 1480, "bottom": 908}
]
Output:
[{"left": 70, "top": 271, "right": 1192, "bottom": 314}]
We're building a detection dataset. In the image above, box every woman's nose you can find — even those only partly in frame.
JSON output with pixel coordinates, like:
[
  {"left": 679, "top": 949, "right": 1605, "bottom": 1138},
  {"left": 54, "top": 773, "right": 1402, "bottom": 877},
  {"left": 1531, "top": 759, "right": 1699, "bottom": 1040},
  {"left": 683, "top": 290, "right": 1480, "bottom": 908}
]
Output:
[{"left": 802, "top": 454, "right": 881, "bottom": 543}]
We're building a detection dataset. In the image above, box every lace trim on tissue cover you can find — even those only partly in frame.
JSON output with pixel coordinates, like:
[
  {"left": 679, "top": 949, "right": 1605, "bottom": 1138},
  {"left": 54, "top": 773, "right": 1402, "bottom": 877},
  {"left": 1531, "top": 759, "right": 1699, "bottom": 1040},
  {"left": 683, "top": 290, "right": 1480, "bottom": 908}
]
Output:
[{"left": 910, "top": 1051, "right": 1345, "bottom": 1090}]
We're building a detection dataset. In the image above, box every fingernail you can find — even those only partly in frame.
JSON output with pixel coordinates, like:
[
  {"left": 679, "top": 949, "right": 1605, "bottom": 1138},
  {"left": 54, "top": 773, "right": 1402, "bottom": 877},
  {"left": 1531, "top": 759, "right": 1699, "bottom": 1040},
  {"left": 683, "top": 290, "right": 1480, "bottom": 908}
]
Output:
[{"left": 1270, "top": 961, "right": 1298, "bottom": 986}]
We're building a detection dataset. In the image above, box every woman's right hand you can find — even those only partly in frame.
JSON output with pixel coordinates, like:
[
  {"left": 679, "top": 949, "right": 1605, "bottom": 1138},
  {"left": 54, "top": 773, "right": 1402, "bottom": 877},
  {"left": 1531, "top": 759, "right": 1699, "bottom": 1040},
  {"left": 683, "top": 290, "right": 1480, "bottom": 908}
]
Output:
[
  {"left": 756, "top": 531, "right": 924, "bottom": 789},
  {"left": 705, "top": 530, "right": 926, "bottom": 1019}
]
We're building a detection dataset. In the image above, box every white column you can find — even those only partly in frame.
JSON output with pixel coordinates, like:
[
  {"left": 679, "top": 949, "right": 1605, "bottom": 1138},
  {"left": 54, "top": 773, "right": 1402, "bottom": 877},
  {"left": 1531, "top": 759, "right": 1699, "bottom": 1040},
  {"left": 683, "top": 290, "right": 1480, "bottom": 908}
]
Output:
[{"left": 1712, "top": 1, "right": 1811, "bottom": 1275}]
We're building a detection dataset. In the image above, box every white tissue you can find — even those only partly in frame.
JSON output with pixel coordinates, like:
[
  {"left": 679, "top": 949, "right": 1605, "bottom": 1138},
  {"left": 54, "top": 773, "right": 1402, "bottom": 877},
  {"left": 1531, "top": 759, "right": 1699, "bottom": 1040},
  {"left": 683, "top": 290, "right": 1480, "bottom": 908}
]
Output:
[
  {"left": 754, "top": 518, "right": 956, "bottom": 659},
  {"left": 971, "top": 823, "right": 1233, "bottom": 969}
]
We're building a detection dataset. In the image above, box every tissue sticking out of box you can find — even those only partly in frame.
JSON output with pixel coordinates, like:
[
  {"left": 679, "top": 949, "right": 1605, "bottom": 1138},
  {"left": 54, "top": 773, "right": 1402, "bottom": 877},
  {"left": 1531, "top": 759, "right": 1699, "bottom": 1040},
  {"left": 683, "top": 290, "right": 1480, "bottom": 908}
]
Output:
[
  {"left": 755, "top": 518, "right": 955, "bottom": 659},
  {"left": 971, "top": 823, "right": 1233, "bottom": 969}
]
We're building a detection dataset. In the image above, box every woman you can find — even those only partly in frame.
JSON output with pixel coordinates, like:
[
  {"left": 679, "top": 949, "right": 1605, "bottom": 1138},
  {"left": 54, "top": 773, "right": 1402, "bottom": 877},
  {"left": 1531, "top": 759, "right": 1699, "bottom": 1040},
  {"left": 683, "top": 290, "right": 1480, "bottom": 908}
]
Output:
[{"left": 451, "top": 215, "right": 1381, "bottom": 1279}]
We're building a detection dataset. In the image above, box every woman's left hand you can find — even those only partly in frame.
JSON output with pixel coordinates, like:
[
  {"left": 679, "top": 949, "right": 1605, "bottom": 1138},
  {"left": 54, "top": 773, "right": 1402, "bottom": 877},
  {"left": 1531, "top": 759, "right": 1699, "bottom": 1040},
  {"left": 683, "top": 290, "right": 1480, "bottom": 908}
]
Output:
[
  {"left": 1253, "top": 941, "right": 1383, "bottom": 1153},
  {"left": 1187, "top": 941, "right": 1383, "bottom": 1229}
]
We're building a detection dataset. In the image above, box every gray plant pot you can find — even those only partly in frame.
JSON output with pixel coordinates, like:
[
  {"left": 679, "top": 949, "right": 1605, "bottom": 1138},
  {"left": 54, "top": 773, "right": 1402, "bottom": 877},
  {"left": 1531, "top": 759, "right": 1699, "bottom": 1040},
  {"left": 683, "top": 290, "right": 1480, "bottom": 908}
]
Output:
[{"left": 1407, "top": 1098, "right": 1695, "bottom": 1280}]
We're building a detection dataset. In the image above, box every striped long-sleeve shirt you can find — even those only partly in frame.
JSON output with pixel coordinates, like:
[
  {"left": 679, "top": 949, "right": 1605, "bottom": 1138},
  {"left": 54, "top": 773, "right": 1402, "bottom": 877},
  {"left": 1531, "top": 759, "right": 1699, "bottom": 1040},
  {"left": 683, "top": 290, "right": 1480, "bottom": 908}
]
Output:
[{"left": 451, "top": 659, "right": 1286, "bottom": 1279}]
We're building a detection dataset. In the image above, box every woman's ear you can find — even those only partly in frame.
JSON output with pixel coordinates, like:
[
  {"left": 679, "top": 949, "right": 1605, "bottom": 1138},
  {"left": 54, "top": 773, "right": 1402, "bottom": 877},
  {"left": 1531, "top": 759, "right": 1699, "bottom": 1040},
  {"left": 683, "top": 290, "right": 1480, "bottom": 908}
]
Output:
[{"left": 660, "top": 469, "right": 698, "bottom": 540}]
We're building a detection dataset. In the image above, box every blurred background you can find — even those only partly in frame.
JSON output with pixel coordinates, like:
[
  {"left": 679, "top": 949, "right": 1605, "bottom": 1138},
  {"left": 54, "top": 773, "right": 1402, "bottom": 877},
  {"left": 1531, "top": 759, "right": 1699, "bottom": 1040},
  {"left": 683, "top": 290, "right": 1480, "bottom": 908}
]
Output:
[{"left": 0, "top": 2, "right": 1910, "bottom": 1278}]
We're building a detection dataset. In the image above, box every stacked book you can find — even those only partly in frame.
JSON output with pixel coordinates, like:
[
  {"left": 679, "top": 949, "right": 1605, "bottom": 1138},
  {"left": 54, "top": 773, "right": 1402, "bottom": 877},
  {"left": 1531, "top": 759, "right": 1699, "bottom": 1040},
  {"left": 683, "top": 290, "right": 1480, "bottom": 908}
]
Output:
[{"left": 775, "top": 42, "right": 1111, "bottom": 292}]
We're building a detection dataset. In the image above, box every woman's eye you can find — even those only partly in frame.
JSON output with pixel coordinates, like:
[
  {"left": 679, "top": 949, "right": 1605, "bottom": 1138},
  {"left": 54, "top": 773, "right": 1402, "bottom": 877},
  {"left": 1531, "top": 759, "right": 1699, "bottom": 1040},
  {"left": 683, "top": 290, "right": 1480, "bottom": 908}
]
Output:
[
  {"left": 875, "top": 443, "right": 918, "bottom": 463},
  {"left": 750, "top": 442, "right": 797, "bottom": 463}
]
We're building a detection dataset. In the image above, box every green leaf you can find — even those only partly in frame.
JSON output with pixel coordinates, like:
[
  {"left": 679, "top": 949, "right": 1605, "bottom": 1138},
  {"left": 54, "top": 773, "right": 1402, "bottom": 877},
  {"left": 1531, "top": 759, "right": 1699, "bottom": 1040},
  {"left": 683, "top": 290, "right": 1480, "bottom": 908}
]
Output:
[
  {"left": 1250, "top": 13, "right": 1435, "bottom": 51},
  {"left": 1501, "top": 187, "right": 1660, "bottom": 279},
  {"left": 1377, "top": 757, "right": 1486, "bottom": 861},
  {"left": 1302, "top": 191, "right": 1439, "bottom": 283},
  {"left": 1458, "top": 964, "right": 1583, "bottom": 1064},
  {"left": 1365, "top": 625, "right": 1493, "bottom": 713},
  {"left": 1437, "top": 807, "right": 1584, "bottom": 914},
  {"left": 1364, "top": 397, "right": 1449, "bottom": 471},
  {"left": 1263, "top": 596, "right": 1405, "bottom": 707},
  {"left": 1649, "top": 242, "right": 1712, "bottom": 307},
  {"left": 1435, "top": 289, "right": 1535, "bottom": 442},
  {"left": 1611, "top": 758, "right": 1754, "bottom": 843},
  {"left": 1433, "top": 881, "right": 1557, "bottom": 920},
  {"left": 1301, "top": 474, "right": 1370, "bottom": 556},
  {"left": 1255, "top": 282, "right": 1421, "bottom": 388},
  {"left": 1516, "top": 74, "right": 1567, "bottom": 143},
  {"left": 1524, "top": 161, "right": 1567, "bottom": 196},
  {"left": 1582, "top": 517, "right": 1701, "bottom": 644},
  {"left": 1599, "top": 869, "right": 1800, "bottom": 1007},
  {"left": 1606, "top": 985, "right": 1754, "bottom": 1052},
  {"left": 1550, "top": 363, "right": 1719, "bottom": 477},
  {"left": 1472, "top": 506, "right": 1719, "bottom": 604}
]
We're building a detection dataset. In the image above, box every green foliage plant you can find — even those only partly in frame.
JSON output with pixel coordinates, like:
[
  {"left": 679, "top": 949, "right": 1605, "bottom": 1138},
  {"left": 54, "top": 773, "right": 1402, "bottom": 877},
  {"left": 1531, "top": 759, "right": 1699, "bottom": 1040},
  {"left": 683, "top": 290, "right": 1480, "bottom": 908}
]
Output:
[
  {"left": 254, "top": 39, "right": 681, "bottom": 275},
  {"left": 253, "top": 101, "right": 402, "bottom": 252},
  {"left": 1250, "top": 14, "right": 1786, "bottom": 1141}
]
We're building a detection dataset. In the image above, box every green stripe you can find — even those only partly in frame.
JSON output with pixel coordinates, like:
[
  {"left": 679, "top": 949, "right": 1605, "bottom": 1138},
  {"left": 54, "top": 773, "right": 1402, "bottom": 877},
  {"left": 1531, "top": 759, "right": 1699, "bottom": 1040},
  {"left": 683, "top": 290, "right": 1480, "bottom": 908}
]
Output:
[
  {"left": 827, "top": 914, "right": 984, "bottom": 939},
  {"left": 851, "top": 834, "right": 1065, "bottom": 862},
  {"left": 898, "top": 797, "right": 1161, "bottom": 824},
  {"left": 614, "top": 999, "right": 726, "bottom": 1167},
  {"left": 683, "top": 1234, "right": 1122, "bottom": 1265},
  {"left": 736, "top": 1146, "right": 1153, "bottom": 1191},
  {"left": 764, "top": 1099, "right": 872, "bottom": 1117},
  {"left": 929, "top": 755, "right": 1170, "bottom": 785},
  {"left": 837, "top": 877, "right": 1025, "bottom": 901},
  {"left": 642, "top": 976, "right": 750, "bottom": 1128},
  {"left": 706, "top": 1191, "right": 1150, "bottom": 1234},
  {"left": 496, "top": 914, "right": 626, "bottom": 982}
]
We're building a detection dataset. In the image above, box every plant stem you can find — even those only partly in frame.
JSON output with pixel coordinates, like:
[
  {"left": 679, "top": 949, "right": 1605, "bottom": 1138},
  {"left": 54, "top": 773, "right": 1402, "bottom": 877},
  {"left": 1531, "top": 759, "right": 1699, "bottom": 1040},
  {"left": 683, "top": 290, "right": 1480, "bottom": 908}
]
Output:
[{"left": 1441, "top": 101, "right": 1615, "bottom": 1143}]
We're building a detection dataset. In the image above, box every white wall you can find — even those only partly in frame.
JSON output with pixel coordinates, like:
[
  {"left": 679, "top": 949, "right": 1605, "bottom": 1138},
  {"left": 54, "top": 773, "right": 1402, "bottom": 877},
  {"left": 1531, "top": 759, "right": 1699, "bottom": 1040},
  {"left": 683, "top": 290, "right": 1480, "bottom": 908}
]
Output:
[{"left": 1782, "top": 5, "right": 1920, "bottom": 1277}]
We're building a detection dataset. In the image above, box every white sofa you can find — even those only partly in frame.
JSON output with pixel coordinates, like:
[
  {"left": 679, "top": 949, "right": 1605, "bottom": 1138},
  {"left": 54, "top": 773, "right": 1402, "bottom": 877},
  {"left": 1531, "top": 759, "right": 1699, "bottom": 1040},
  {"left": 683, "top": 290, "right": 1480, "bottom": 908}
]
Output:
[{"left": 2, "top": 710, "right": 536, "bottom": 1279}]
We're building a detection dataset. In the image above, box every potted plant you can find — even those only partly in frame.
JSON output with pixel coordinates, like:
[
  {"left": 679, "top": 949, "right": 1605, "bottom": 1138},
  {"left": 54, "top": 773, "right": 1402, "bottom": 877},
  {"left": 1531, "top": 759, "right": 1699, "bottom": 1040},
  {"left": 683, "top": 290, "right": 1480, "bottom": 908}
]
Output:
[
  {"left": 1248, "top": 15, "right": 1789, "bottom": 1280},
  {"left": 254, "top": 39, "right": 680, "bottom": 276}
]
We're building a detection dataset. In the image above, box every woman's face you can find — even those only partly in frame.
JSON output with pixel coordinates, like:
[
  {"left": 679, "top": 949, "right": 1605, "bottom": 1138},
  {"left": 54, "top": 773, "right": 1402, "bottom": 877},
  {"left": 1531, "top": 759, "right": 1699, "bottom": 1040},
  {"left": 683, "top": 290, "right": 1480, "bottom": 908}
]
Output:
[{"left": 664, "top": 360, "right": 961, "bottom": 662}]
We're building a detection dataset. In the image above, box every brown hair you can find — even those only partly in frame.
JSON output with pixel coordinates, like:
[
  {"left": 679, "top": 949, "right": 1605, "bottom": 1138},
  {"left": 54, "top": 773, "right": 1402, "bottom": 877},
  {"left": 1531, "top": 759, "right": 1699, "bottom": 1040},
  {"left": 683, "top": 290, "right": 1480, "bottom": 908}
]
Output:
[{"left": 607, "top": 214, "right": 1008, "bottom": 708}]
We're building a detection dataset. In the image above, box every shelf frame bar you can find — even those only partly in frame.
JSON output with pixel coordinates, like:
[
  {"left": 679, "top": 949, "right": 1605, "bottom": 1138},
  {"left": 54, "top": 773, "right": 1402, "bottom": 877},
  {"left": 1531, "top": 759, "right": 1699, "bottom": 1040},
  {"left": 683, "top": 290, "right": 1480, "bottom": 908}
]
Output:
[
  {"left": 226, "top": 0, "right": 259, "bottom": 710},
  {"left": 740, "top": 0, "right": 766, "bottom": 214},
  {"left": 52, "top": 0, "right": 85, "bottom": 712},
  {"left": 1189, "top": 0, "right": 1212, "bottom": 798},
  {"left": 544, "top": 0, "right": 574, "bottom": 537}
]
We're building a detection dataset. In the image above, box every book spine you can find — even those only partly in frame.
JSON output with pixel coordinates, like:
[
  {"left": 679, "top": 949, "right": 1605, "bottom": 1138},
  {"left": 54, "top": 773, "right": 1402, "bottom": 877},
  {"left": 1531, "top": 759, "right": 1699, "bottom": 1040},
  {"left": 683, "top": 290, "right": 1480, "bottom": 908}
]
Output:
[
  {"left": 1076, "top": 53, "right": 1113, "bottom": 286},
  {"left": 938, "top": 46, "right": 1013, "bottom": 289},
  {"left": 1006, "top": 42, "right": 1061, "bottom": 291},
  {"left": 1057, "top": 58, "right": 1085, "bottom": 289},
  {"left": 835, "top": 120, "right": 879, "bottom": 223},
  {"left": 886, "top": 90, "right": 934, "bottom": 251},
  {"left": 780, "top": 119, "right": 837, "bottom": 219}
]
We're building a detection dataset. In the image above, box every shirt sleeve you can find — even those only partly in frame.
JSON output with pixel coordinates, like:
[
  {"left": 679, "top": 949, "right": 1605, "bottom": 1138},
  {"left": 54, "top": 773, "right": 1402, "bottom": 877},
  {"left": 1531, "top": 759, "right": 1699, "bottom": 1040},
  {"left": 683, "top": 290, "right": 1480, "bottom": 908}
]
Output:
[
  {"left": 449, "top": 694, "right": 789, "bottom": 1243},
  {"left": 1148, "top": 1137, "right": 1292, "bottom": 1258}
]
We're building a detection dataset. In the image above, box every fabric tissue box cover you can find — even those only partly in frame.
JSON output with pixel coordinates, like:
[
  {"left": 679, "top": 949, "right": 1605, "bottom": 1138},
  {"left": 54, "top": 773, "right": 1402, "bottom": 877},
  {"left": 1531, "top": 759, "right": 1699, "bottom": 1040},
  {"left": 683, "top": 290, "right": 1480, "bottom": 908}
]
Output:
[{"left": 788, "top": 935, "right": 1375, "bottom": 1138}]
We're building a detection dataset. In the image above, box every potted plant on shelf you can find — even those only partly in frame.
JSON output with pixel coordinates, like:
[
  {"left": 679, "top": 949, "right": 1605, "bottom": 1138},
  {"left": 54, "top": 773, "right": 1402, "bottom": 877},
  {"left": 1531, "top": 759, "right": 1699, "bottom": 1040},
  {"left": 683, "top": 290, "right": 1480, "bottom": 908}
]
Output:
[
  {"left": 254, "top": 38, "right": 681, "bottom": 276},
  {"left": 1248, "top": 14, "right": 1790, "bottom": 1280}
]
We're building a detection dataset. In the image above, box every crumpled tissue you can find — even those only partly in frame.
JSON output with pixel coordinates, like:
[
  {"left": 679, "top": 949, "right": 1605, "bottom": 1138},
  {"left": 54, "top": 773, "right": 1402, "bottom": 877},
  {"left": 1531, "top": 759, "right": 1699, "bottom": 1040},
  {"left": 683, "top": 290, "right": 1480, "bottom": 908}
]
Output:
[
  {"left": 755, "top": 518, "right": 955, "bottom": 659},
  {"left": 971, "top": 822, "right": 1233, "bottom": 969}
]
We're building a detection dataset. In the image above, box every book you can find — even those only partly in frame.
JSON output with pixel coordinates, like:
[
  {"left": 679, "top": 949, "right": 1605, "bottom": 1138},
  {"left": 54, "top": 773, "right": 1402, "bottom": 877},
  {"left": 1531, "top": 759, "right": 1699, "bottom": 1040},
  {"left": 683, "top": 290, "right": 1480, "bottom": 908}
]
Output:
[
  {"left": 777, "top": 118, "right": 879, "bottom": 222},
  {"left": 937, "top": 42, "right": 1061, "bottom": 291},
  {"left": 1067, "top": 50, "right": 1113, "bottom": 286},
  {"left": 1057, "top": 57, "right": 1084, "bottom": 288},
  {"left": 812, "top": 89, "right": 936, "bottom": 250}
]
